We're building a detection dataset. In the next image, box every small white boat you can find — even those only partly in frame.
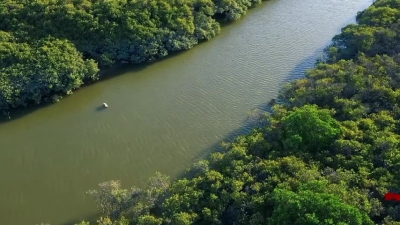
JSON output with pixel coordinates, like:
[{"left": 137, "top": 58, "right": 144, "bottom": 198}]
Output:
[{"left": 103, "top": 103, "right": 108, "bottom": 108}]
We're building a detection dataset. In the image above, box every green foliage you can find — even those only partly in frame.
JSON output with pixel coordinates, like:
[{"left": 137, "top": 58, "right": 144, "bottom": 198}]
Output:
[
  {"left": 327, "top": 0, "right": 400, "bottom": 61},
  {"left": 270, "top": 181, "right": 374, "bottom": 225},
  {"left": 97, "top": 217, "right": 129, "bottom": 225},
  {"left": 281, "top": 105, "right": 342, "bottom": 154},
  {"left": 0, "top": 32, "right": 99, "bottom": 110},
  {"left": 169, "top": 212, "right": 198, "bottom": 225},
  {"left": 87, "top": 172, "right": 169, "bottom": 221},
  {"left": 74, "top": 221, "right": 90, "bottom": 225},
  {"left": 137, "top": 215, "right": 162, "bottom": 225}
]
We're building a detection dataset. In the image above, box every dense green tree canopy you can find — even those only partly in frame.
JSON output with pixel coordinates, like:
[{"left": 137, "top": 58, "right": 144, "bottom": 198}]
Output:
[
  {"left": 270, "top": 181, "right": 373, "bottom": 225},
  {"left": 0, "top": 31, "right": 99, "bottom": 110},
  {"left": 281, "top": 105, "right": 342, "bottom": 155}
]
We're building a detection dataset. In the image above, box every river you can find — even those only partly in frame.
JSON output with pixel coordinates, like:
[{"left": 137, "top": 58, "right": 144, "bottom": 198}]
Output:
[{"left": 0, "top": 0, "right": 372, "bottom": 224}]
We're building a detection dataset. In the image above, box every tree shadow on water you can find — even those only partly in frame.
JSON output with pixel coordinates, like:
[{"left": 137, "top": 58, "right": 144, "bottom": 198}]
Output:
[
  {"left": 60, "top": 213, "right": 101, "bottom": 225},
  {"left": 280, "top": 49, "right": 325, "bottom": 86},
  {"left": 174, "top": 48, "right": 329, "bottom": 181},
  {"left": 174, "top": 104, "right": 274, "bottom": 181}
]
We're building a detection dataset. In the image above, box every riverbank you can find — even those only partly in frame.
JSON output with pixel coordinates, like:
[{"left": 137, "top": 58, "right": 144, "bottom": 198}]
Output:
[
  {"left": 0, "top": 0, "right": 270, "bottom": 114},
  {"left": 76, "top": 0, "right": 400, "bottom": 224}
]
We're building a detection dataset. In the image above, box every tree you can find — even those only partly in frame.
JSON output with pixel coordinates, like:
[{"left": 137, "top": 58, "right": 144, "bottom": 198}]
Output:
[
  {"left": 0, "top": 33, "right": 99, "bottom": 110},
  {"left": 269, "top": 181, "right": 374, "bottom": 225},
  {"left": 137, "top": 215, "right": 163, "bottom": 225},
  {"left": 281, "top": 105, "right": 342, "bottom": 154},
  {"left": 87, "top": 172, "right": 169, "bottom": 221}
]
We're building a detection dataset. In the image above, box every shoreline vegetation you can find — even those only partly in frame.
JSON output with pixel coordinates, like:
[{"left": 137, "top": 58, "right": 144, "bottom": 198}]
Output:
[
  {"left": 67, "top": 0, "right": 400, "bottom": 224},
  {"left": 0, "top": 0, "right": 267, "bottom": 116}
]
